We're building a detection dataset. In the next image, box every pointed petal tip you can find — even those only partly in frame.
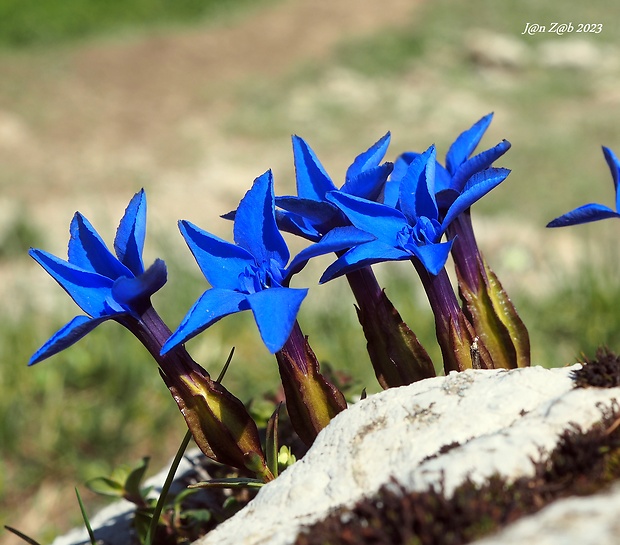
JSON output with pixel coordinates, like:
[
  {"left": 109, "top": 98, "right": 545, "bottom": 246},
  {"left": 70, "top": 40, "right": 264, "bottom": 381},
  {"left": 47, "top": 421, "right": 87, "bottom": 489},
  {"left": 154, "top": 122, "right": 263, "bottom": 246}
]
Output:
[{"left": 546, "top": 204, "right": 620, "bottom": 227}]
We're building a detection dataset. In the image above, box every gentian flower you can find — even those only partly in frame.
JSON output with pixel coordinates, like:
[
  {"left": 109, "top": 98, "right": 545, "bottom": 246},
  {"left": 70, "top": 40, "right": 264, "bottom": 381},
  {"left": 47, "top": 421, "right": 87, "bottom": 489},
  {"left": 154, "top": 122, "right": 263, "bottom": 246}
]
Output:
[
  {"left": 274, "top": 133, "right": 393, "bottom": 241},
  {"left": 311, "top": 145, "right": 464, "bottom": 281},
  {"left": 276, "top": 134, "right": 436, "bottom": 387},
  {"left": 29, "top": 190, "right": 273, "bottom": 481},
  {"left": 547, "top": 146, "right": 620, "bottom": 227},
  {"left": 391, "top": 114, "right": 530, "bottom": 370},
  {"left": 163, "top": 171, "right": 346, "bottom": 446},
  {"left": 386, "top": 113, "right": 511, "bottom": 209},
  {"left": 29, "top": 189, "right": 167, "bottom": 364},
  {"left": 311, "top": 145, "right": 494, "bottom": 373},
  {"left": 162, "top": 171, "right": 308, "bottom": 354}
]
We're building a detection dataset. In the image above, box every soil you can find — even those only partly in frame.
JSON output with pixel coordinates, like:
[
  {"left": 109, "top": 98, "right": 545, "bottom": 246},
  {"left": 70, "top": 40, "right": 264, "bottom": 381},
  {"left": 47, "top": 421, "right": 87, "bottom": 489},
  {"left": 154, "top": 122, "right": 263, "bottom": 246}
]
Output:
[{"left": 0, "top": 0, "right": 420, "bottom": 246}]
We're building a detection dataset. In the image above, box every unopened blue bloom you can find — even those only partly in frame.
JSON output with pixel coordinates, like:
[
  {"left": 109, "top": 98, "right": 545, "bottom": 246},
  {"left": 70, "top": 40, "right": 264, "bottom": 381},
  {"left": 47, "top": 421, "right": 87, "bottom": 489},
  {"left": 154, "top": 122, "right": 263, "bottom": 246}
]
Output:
[
  {"left": 29, "top": 190, "right": 167, "bottom": 365},
  {"left": 274, "top": 133, "right": 393, "bottom": 241},
  {"left": 162, "top": 170, "right": 308, "bottom": 355},
  {"left": 386, "top": 113, "right": 511, "bottom": 212},
  {"left": 548, "top": 147, "right": 620, "bottom": 227}
]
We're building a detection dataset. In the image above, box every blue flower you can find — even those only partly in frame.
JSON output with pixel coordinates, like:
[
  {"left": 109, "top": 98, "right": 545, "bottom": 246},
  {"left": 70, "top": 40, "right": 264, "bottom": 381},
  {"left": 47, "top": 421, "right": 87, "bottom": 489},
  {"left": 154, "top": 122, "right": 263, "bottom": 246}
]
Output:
[
  {"left": 29, "top": 190, "right": 167, "bottom": 365},
  {"left": 547, "top": 147, "right": 620, "bottom": 227},
  {"left": 292, "top": 145, "right": 472, "bottom": 282},
  {"left": 162, "top": 170, "right": 308, "bottom": 355},
  {"left": 274, "top": 133, "right": 393, "bottom": 241},
  {"left": 385, "top": 113, "right": 511, "bottom": 212}
]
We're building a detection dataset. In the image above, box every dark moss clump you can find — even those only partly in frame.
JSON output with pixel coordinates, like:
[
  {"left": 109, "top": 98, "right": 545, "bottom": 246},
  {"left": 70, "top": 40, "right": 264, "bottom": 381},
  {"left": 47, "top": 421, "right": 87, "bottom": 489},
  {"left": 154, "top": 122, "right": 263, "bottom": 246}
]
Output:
[
  {"left": 294, "top": 402, "right": 620, "bottom": 545},
  {"left": 572, "top": 347, "right": 620, "bottom": 388}
]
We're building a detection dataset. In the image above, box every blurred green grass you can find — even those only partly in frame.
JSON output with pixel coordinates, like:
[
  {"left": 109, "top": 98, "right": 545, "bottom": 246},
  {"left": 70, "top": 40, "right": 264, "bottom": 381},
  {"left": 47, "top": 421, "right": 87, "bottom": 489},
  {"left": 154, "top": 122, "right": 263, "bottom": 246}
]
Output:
[
  {"left": 0, "top": 0, "right": 269, "bottom": 49},
  {"left": 2, "top": 0, "right": 620, "bottom": 541}
]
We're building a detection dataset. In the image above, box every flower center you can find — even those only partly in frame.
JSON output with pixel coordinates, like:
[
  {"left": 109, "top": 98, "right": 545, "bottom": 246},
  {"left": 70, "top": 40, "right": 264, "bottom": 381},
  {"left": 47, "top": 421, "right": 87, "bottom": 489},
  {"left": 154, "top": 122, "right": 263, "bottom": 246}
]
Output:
[
  {"left": 238, "top": 260, "right": 285, "bottom": 294},
  {"left": 396, "top": 218, "right": 442, "bottom": 252}
]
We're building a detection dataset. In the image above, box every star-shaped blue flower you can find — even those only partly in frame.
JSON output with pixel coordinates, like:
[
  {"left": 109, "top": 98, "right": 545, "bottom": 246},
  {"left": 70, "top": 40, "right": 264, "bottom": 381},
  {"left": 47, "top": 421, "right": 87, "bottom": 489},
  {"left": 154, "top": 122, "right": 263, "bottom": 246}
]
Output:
[
  {"left": 289, "top": 145, "right": 460, "bottom": 282},
  {"left": 274, "top": 133, "right": 393, "bottom": 241},
  {"left": 385, "top": 113, "right": 511, "bottom": 212},
  {"left": 548, "top": 147, "right": 620, "bottom": 227},
  {"left": 162, "top": 170, "right": 308, "bottom": 355},
  {"left": 29, "top": 190, "right": 167, "bottom": 365}
]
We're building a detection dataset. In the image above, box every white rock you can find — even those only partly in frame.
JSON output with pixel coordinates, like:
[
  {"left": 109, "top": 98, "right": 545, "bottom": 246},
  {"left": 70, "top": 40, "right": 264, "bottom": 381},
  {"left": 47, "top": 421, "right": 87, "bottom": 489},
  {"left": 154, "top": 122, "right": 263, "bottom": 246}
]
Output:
[
  {"left": 197, "top": 365, "right": 620, "bottom": 545},
  {"left": 53, "top": 365, "right": 620, "bottom": 545},
  {"left": 473, "top": 481, "right": 620, "bottom": 545}
]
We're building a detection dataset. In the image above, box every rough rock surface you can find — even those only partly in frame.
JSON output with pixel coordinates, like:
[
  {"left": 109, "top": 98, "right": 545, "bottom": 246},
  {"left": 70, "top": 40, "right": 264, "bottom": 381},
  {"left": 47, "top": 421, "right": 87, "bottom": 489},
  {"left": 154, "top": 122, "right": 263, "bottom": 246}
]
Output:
[
  {"left": 53, "top": 365, "right": 620, "bottom": 545},
  {"left": 197, "top": 365, "right": 620, "bottom": 545}
]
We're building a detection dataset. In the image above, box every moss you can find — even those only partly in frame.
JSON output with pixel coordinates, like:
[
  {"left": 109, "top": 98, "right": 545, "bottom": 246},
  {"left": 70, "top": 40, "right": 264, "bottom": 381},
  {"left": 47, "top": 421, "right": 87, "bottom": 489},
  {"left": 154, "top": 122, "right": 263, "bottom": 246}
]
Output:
[
  {"left": 571, "top": 347, "right": 620, "bottom": 388},
  {"left": 294, "top": 401, "right": 620, "bottom": 545}
]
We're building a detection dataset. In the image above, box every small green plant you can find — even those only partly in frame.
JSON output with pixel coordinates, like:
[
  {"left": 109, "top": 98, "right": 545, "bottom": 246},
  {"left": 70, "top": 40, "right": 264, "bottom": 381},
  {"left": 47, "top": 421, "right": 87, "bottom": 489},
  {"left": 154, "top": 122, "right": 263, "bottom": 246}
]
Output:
[{"left": 84, "top": 431, "right": 211, "bottom": 545}]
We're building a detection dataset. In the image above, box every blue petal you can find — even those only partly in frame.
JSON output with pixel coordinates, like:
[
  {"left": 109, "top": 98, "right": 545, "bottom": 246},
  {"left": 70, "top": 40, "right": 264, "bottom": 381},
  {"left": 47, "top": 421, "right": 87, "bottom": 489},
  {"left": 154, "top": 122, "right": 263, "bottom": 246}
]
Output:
[
  {"left": 286, "top": 226, "right": 377, "bottom": 278},
  {"left": 451, "top": 139, "right": 511, "bottom": 193},
  {"left": 161, "top": 288, "right": 250, "bottom": 354},
  {"left": 340, "top": 163, "right": 393, "bottom": 201},
  {"left": 112, "top": 259, "right": 167, "bottom": 308},
  {"left": 546, "top": 204, "right": 620, "bottom": 227},
  {"left": 179, "top": 220, "right": 255, "bottom": 291},
  {"left": 393, "top": 153, "right": 451, "bottom": 192},
  {"left": 445, "top": 113, "right": 493, "bottom": 175},
  {"left": 275, "top": 196, "right": 339, "bottom": 226},
  {"left": 326, "top": 191, "right": 408, "bottom": 246},
  {"left": 229, "top": 205, "right": 323, "bottom": 242},
  {"left": 399, "top": 146, "right": 438, "bottom": 225},
  {"left": 275, "top": 209, "right": 322, "bottom": 242},
  {"left": 246, "top": 287, "right": 308, "bottom": 353},
  {"left": 602, "top": 146, "right": 620, "bottom": 211},
  {"left": 345, "top": 132, "right": 391, "bottom": 182},
  {"left": 409, "top": 239, "right": 453, "bottom": 276},
  {"left": 440, "top": 168, "right": 510, "bottom": 231},
  {"left": 68, "top": 213, "right": 132, "bottom": 280},
  {"left": 30, "top": 248, "right": 119, "bottom": 318},
  {"left": 320, "top": 240, "right": 410, "bottom": 283},
  {"left": 381, "top": 179, "right": 400, "bottom": 208},
  {"left": 292, "top": 135, "right": 337, "bottom": 201},
  {"left": 391, "top": 152, "right": 418, "bottom": 183},
  {"left": 435, "top": 188, "right": 460, "bottom": 213},
  {"left": 234, "top": 171, "right": 289, "bottom": 268},
  {"left": 114, "top": 189, "right": 147, "bottom": 276},
  {"left": 29, "top": 315, "right": 111, "bottom": 365},
  {"left": 433, "top": 162, "right": 452, "bottom": 193}
]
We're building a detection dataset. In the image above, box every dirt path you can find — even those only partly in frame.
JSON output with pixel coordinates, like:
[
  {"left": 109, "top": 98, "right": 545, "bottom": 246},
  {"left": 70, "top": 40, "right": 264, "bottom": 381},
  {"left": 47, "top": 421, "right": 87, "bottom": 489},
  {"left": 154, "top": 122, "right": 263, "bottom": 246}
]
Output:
[{"left": 0, "top": 0, "right": 421, "bottom": 248}]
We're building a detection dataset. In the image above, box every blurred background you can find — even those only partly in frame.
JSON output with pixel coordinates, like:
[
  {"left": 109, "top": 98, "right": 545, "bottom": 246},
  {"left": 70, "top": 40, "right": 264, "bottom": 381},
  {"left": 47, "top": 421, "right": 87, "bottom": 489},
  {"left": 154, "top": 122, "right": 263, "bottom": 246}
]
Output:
[{"left": 1, "top": 0, "right": 619, "bottom": 542}]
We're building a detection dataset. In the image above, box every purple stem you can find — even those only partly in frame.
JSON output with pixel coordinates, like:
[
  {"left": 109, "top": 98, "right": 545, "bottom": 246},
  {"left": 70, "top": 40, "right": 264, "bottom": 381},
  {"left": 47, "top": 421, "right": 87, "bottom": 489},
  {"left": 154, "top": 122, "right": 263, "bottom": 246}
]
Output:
[{"left": 445, "top": 211, "right": 483, "bottom": 292}]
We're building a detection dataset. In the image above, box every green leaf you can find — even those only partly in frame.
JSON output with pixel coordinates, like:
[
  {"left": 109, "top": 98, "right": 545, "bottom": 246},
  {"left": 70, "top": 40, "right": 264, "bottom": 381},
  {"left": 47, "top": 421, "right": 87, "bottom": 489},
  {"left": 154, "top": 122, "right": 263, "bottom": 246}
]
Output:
[
  {"left": 86, "top": 476, "right": 125, "bottom": 498},
  {"left": 216, "top": 347, "right": 235, "bottom": 383},
  {"left": 188, "top": 477, "right": 265, "bottom": 490},
  {"left": 180, "top": 509, "right": 212, "bottom": 523},
  {"left": 144, "top": 429, "right": 192, "bottom": 545},
  {"left": 75, "top": 488, "right": 97, "bottom": 545},
  {"left": 3, "top": 526, "right": 42, "bottom": 545},
  {"left": 265, "top": 403, "right": 282, "bottom": 479},
  {"left": 125, "top": 456, "right": 150, "bottom": 500},
  {"left": 456, "top": 255, "right": 530, "bottom": 369},
  {"left": 171, "top": 487, "right": 198, "bottom": 507}
]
